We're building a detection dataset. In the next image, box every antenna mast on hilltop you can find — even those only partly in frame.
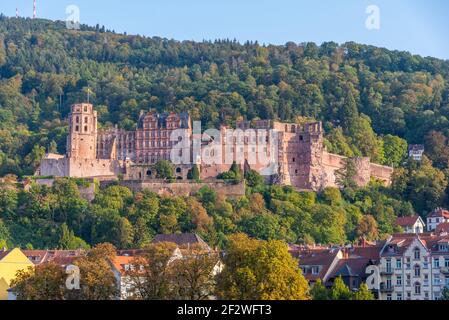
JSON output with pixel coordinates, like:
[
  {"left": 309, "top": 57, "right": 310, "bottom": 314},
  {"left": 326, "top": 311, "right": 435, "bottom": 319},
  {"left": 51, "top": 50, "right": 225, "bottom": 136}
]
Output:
[
  {"left": 33, "top": 0, "right": 37, "bottom": 19},
  {"left": 16, "top": 8, "right": 19, "bottom": 18}
]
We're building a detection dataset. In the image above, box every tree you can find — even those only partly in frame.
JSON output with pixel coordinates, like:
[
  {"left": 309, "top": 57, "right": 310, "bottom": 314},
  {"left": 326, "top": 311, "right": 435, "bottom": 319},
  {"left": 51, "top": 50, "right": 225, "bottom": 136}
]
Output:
[
  {"left": 154, "top": 160, "right": 174, "bottom": 180},
  {"left": 335, "top": 158, "right": 358, "bottom": 189},
  {"left": 382, "top": 134, "right": 407, "bottom": 167},
  {"left": 72, "top": 243, "right": 118, "bottom": 300},
  {"left": 244, "top": 169, "right": 264, "bottom": 188},
  {"left": 187, "top": 164, "right": 200, "bottom": 181},
  {"left": 216, "top": 233, "right": 309, "bottom": 300},
  {"left": 353, "top": 283, "right": 374, "bottom": 300},
  {"left": 127, "top": 242, "right": 179, "bottom": 300},
  {"left": 10, "top": 263, "right": 66, "bottom": 300},
  {"left": 329, "top": 277, "right": 353, "bottom": 300},
  {"left": 170, "top": 244, "right": 220, "bottom": 300},
  {"left": 58, "top": 223, "right": 89, "bottom": 250},
  {"left": 310, "top": 279, "right": 329, "bottom": 300},
  {"left": 356, "top": 215, "right": 379, "bottom": 241}
]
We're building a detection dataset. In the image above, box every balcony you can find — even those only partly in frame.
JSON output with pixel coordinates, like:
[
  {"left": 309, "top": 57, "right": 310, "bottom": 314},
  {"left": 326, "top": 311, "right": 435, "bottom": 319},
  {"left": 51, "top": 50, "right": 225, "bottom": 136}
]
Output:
[
  {"left": 380, "top": 283, "right": 394, "bottom": 293},
  {"left": 380, "top": 268, "right": 394, "bottom": 275}
]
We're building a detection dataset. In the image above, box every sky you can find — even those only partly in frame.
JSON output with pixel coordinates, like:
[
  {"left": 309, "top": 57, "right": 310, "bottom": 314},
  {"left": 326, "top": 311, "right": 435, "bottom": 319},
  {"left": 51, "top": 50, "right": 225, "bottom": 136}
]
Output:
[{"left": 2, "top": 0, "right": 449, "bottom": 60}]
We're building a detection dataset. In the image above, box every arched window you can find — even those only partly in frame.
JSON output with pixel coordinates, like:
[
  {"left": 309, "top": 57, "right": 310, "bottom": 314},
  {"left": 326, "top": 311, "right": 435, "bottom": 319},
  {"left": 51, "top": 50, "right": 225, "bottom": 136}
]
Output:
[
  {"left": 146, "top": 170, "right": 152, "bottom": 177},
  {"left": 176, "top": 167, "right": 182, "bottom": 174}
]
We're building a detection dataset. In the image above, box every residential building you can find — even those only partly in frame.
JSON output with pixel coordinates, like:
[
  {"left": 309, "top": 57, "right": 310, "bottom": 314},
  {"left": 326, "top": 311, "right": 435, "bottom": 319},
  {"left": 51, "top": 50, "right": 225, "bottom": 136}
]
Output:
[
  {"left": 427, "top": 208, "right": 449, "bottom": 232},
  {"left": 373, "top": 233, "right": 449, "bottom": 300},
  {"left": 408, "top": 145, "right": 425, "bottom": 161},
  {"left": 0, "top": 248, "right": 34, "bottom": 300},
  {"left": 395, "top": 216, "right": 426, "bottom": 234}
]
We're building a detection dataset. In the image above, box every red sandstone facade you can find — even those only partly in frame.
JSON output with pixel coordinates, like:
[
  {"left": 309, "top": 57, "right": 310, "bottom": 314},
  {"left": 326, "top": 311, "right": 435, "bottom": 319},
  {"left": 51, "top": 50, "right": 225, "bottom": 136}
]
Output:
[{"left": 38, "top": 103, "right": 393, "bottom": 191}]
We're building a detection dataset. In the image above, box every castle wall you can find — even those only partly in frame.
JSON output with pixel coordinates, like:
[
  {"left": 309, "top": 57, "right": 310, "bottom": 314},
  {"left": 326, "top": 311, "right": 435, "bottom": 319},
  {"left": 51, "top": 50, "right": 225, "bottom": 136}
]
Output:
[
  {"left": 370, "top": 163, "right": 394, "bottom": 185},
  {"left": 101, "top": 180, "right": 246, "bottom": 197},
  {"left": 40, "top": 158, "right": 70, "bottom": 177},
  {"left": 67, "top": 158, "right": 123, "bottom": 178}
]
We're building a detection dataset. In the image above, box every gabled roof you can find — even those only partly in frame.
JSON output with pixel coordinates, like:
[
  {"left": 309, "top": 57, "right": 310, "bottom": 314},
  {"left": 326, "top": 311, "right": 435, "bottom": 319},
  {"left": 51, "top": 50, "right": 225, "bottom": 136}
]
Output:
[
  {"left": 395, "top": 216, "right": 422, "bottom": 228},
  {"left": 152, "top": 233, "right": 211, "bottom": 251},
  {"left": 293, "top": 248, "right": 341, "bottom": 282},
  {"left": 22, "top": 249, "right": 86, "bottom": 266}
]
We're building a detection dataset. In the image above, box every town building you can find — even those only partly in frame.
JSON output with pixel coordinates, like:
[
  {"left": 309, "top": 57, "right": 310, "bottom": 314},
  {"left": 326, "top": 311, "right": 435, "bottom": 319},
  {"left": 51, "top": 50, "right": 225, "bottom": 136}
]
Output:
[
  {"left": 373, "top": 233, "right": 449, "bottom": 300},
  {"left": 395, "top": 216, "right": 426, "bottom": 234},
  {"left": 0, "top": 248, "right": 34, "bottom": 300},
  {"left": 427, "top": 208, "right": 449, "bottom": 232},
  {"left": 38, "top": 103, "right": 393, "bottom": 192},
  {"left": 408, "top": 145, "right": 425, "bottom": 161}
]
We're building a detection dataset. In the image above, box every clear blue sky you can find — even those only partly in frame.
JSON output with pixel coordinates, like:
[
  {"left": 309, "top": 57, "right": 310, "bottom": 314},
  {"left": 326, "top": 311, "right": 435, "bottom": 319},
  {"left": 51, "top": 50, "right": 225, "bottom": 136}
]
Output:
[{"left": 2, "top": 0, "right": 449, "bottom": 59}]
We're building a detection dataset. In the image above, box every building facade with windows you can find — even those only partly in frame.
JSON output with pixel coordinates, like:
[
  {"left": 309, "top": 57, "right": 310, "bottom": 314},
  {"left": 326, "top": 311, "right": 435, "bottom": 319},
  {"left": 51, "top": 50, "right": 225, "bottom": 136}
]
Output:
[{"left": 373, "top": 233, "right": 449, "bottom": 300}]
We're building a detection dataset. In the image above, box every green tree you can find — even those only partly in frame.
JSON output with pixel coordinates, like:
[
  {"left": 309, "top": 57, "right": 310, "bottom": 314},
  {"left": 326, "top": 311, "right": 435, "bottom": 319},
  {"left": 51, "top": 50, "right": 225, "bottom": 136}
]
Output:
[
  {"left": 329, "top": 277, "right": 353, "bottom": 300},
  {"left": 154, "top": 160, "right": 174, "bottom": 180},
  {"left": 216, "top": 233, "right": 310, "bottom": 300},
  {"left": 382, "top": 134, "right": 408, "bottom": 167},
  {"left": 353, "top": 283, "right": 374, "bottom": 300},
  {"left": 187, "top": 164, "right": 200, "bottom": 181},
  {"left": 310, "top": 279, "right": 329, "bottom": 300}
]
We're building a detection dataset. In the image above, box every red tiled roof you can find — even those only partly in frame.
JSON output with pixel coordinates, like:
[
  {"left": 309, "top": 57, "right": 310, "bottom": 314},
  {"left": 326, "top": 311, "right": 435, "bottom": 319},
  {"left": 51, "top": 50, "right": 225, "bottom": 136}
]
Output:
[
  {"left": 22, "top": 249, "right": 86, "bottom": 266},
  {"left": 294, "top": 248, "right": 340, "bottom": 282},
  {"left": 111, "top": 256, "right": 136, "bottom": 275},
  {"left": 395, "top": 216, "right": 420, "bottom": 227},
  {"left": 436, "top": 222, "right": 449, "bottom": 234}
]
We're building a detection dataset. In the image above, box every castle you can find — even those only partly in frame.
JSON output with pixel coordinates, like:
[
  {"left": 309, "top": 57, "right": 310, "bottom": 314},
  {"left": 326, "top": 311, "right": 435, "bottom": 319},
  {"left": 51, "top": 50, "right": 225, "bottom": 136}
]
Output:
[{"left": 38, "top": 103, "right": 393, "bottom": 191}]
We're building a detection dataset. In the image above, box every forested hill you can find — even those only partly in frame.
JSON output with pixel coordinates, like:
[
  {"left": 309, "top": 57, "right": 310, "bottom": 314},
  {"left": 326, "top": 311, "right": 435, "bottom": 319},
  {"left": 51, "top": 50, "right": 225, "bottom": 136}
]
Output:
[{"left": 1, "top": 15, "right": 449, "bottom": 177}]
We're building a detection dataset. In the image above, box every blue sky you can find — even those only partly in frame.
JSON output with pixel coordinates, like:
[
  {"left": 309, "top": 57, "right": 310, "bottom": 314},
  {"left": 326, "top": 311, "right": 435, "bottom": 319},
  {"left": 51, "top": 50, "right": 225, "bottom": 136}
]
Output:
[{"left": 2, "top": 0, "right": 449, "bottom": 59}]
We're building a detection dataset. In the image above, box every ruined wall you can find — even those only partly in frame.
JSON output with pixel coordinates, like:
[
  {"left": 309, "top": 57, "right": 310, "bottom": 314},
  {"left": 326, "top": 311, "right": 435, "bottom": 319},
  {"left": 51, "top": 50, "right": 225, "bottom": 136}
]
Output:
[
  {"left": 67, "top": 158, "right": 123, "bottom": 178},
  {"left": 102, "top": 180, "right": 246, "bottom": 197},
  {"left": 370, "top": 163, "right": 393, "bottom": 185},
  {"left": 39, "top": 158, "right": 70, "bottom": 177},
  {"left": 321, "top": 152, "right": 346, "bottom": 189}
]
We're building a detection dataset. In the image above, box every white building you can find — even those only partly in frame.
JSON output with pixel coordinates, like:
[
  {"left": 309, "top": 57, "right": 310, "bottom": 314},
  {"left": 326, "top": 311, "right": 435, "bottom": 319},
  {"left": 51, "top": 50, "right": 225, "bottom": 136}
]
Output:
[
  {"left": 367, "top": 233, "right": 449, "bottom": 300},
  {"left": 427, "top": 208, "right": 449, "bottom": 232},
  {"left": 408, "top": 145, "right": 425, "bottom": 161},
  {"left": 395, "top": 216, "right": 425, "bottom": 234}
]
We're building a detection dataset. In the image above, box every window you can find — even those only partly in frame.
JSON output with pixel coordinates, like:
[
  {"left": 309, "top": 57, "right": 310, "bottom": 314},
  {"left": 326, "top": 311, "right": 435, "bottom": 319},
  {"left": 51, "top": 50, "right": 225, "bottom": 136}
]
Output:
[
  {"left": 76, "top": 116, "right": 79, "bottom": 123},
  {"left": 84, "top": 126, "right": 88, "bottom": 132},
  {"left": 75, "top": 125, "right": 79, "bottom": 132},
  {"left": 445, "top": 258, "right": 449, "bottom": 268},
  {"left": 386, "top": 294, "right": 392, "bottom": 301},
  {"left": 414, "top": 265, "right": 421, "bottom": 277},
  {"left": 414, "top": 248, "right": 420, "bottom": 260},
  {"left": 84, "top": 117, "right": 88, "bottom": 123},
  {"left": 414, "top": 282, "right": 421, "bottom": 295},
  {"left": 311, "top": 266, "right": 319, "bottom": 275},
  {"left": 396, "top": 259, "right": 402, "bottom": 269},
  {"left": 396, "top": 275, "right": 402, "bottom": 286},
  {"left": 397, "top": 293, "right": 402, "bottom": 301},
  {"left": 84, "top": 106, "right": 87, "bottom": 112},
  {"left": 434, "top": 275, "right": 440, "bottom": 285}
]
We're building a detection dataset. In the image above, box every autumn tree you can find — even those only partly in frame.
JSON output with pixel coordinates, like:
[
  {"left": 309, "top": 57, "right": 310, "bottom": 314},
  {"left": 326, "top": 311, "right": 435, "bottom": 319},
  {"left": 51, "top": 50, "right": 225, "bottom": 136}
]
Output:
[
  {"left": 170, "top": 244, "right": 220, "bottom": 300},
  {"left": 10, "top": 263, "right": 67, "bottom": 300},
  {"left": 72, "top": 243, "right": 118, "bottom": 300},
  {"left": 329, "top": 276, "right": 353, "bottom": 300},
  {"left": 127, "top": 242, "right": 178, "bottom": 300},
  {"left": 356, "top": 215, "right": 379, "bottom": 241},
  {"left": 216, "top": 233, "right": 309, "bottom": 300}
]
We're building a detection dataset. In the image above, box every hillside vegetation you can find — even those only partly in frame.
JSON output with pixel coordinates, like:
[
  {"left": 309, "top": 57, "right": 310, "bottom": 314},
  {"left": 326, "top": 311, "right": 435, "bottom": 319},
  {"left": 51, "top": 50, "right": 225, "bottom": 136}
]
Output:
[{"left": 1, "top": 16, "right": 449, "bottom": 249}]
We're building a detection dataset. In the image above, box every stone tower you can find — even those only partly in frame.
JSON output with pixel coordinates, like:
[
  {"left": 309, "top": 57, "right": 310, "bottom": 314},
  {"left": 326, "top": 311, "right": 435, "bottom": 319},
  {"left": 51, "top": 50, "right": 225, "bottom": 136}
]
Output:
[
  {"left": 67, "top": 103, "right": 97, "bottom": 159},
  {"left": 296, "top": 122, "right": 325, "bottom": 190}
]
